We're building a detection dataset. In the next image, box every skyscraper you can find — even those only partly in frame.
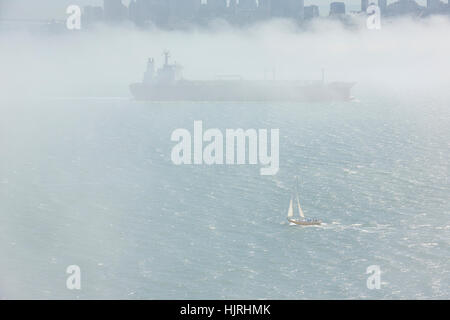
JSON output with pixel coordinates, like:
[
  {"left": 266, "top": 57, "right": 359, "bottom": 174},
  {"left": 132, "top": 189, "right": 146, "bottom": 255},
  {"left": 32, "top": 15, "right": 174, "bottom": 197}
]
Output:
[
  {"left": 0, "top": 0, "right": 5, "bottom": 19},
  {"left": 258, "top": 0, "right": 271, "bottom": 10},
  {"left": 258, "top": 0, "right": 271, "bottom": 12},
  {"left": 207, "top": 0, "right": 227, "bottom": 16},
  {"left": 83, "top": 5, "right": 104, "bottom": 26},
  {"left": 103, "top": 0, "right": 127, "bottom": 22},
  {"left": 271, "top": 0, "right": 304, "bottom": 20},
  {"left": 149, "top": 0, "right": 171, "bottom": 26},
  {"left": 426, "top": 0, "right": 450, "bottom": 14},
  {"left": 329, "top": 2, "right": 346, "bottom": 16},
  {"left": 270, "top": 0, "right": 288, "bottom": 17},
  {"left": 378, "top": 0, "right": 387, "bottom": 14},
  {"left": 427, "top": 0, "right": 439, "bottom": 8},
  {"left": 256, "top": 0, "right": 271, "bottom": 19},
  {"left": 386, "top": 0, "right": 425, "bottom": 16},
  {"left": 294, "top": 0, "right": 305, "bottom": 20},
  {"left": 304, "top": 5, "right": 319, "bottom": 19},
  {"left": 170, "top": 0, "right": 201, "bottom": 20},
  {"left": 239, "top": 0, "right": 257, "bottom": 10},
  {"left": 361, "top": 0, "right": 369, "bottom": 12}
]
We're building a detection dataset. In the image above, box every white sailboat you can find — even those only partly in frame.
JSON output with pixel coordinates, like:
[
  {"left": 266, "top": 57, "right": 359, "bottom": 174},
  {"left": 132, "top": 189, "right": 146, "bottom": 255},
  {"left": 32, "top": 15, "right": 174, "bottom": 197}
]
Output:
[{"left": 287, "top": 178, "right": 321, "bottom": 226}]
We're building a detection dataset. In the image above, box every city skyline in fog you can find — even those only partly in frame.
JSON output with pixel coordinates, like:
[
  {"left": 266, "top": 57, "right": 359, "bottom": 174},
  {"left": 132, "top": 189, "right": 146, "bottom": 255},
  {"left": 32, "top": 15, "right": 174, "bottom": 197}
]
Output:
[{"left": 0, "top": 0, "right": 429, "bottom": 20}]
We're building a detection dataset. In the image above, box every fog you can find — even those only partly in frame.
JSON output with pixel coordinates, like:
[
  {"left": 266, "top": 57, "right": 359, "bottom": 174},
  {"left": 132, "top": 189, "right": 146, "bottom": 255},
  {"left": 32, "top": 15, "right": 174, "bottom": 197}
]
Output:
[
  {"left": 1, "top": 13, "right": 450, "bottom": 300},
  {"left": 0, "top": 16, "right": 449, "bottom": 100}
]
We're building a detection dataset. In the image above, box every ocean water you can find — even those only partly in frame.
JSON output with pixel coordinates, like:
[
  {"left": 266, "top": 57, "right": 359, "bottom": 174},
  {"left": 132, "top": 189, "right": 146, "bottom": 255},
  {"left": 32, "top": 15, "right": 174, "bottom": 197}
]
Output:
[{"left": 0, "top": 92, "right": 449, "bottom": 299}]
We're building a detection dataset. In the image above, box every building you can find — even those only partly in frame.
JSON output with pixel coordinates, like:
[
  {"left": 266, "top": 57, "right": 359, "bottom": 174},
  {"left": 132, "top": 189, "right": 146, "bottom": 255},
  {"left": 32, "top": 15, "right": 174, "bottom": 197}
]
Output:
[
  {"left": 304, "top": 5, "right": 319, "bottom": 19},
  {"left": 378, "top": 0, "right": 388, "bottom": 14},
  {"left": 270, "top": 0, "right": 304, "bottom": 20},
  {"left": 197, "top": 0, "right": 228, "bottom": 19},
  {"left": 292, "top": 0, "right": 305, "bottom": 20},
  {"left": 148, "top": 0, "right": 171, "bottom": 26},
  {"left": 83, "top": 6, "right": 104, "bottom": 26},
  {"left": 425, "top": 0, "right": 448, "bottom": 14},
  {"left": 208, "top": 0, "right": 228, "bottom": 14},
  {"left": 230, "top": 0, "right": 257, "bottom": 24},
  {"left": 361, "top": 0, "right": 369, "bottom": 12},
  {"left": 0, "top": 0, "right": 5, "bottom": 19},
  {"left": 257, "top": 0, "right": 272, "bottom": 19},
  {"left": 427, "top": 0, "right": 441, "bottom": 9},
  {"left": 239, "top": 0, "right": 257, "bottom": 11},
  {"left": 329, "top": 2, "right": 346, "bottom": 16},
  {"left": 258, "top": 0, "right": 271, "bottom": 11},
  {"left": 386, "top": 0, "right": 425, "bottom": 16},
  {"left": 103, "top": 0, "right": 127, "bottom": 22},
  {"left": 129, "top": 0, "right": 148, "bottom": 26},
  {"left": 170, "top": 0, "right": 201, "bottom": 21},
  {"left": 270, "top": 0, "right": 287, "bottom": 17}
]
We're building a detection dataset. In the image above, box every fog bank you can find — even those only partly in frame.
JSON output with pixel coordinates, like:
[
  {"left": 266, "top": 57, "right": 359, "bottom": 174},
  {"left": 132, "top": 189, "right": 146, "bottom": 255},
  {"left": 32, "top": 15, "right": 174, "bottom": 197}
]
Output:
[{"left": 0, "top": 16, "right": 449, "bottom": 100}]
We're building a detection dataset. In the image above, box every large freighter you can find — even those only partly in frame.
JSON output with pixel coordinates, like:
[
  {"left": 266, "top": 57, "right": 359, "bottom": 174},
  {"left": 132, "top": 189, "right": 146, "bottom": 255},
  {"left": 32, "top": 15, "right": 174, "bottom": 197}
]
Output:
[{"left": 130, "top": 52, "right": 355, "bottom": 102}]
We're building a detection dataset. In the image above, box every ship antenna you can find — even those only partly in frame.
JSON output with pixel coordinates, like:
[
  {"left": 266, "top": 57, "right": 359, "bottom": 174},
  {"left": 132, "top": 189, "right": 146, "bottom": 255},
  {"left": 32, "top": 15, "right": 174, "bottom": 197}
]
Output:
[{"left": 163, "top": 50, "right": 170, "bottom": 66}]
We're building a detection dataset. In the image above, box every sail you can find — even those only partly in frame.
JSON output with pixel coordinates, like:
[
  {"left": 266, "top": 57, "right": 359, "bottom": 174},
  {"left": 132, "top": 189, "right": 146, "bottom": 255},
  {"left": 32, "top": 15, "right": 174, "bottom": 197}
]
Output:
[
  {"left": 287, "top": 199, "right": 294, "bottom": 218},
  {"left": 296, "top": 195, "right": 305, "bottom": 218}
]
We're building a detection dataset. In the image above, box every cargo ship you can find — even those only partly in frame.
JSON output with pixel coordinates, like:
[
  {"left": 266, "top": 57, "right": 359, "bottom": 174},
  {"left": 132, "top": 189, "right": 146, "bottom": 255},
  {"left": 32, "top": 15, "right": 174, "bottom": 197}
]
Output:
[{"left": 130, "top": 52, "right": 355, "bottom": 102}]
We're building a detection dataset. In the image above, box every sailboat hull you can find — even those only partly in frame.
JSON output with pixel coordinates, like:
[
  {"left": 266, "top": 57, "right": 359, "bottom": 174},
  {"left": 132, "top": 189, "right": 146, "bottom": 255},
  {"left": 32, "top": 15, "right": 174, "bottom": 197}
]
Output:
[{"left": 287, "top": 219, "right": 321, "bottom": 226}]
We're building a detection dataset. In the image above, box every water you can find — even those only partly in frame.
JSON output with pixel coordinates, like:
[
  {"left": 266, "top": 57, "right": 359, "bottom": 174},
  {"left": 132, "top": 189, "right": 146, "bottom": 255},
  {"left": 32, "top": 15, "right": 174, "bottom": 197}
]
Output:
[{"left": 0, "top": 92, "right": 449, "bottom": 299}]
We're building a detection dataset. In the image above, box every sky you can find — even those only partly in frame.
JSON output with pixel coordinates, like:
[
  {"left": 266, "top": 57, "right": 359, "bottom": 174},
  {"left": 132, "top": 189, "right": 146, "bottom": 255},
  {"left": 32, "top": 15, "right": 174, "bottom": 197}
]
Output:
[{"left": 0, "top": 0, "right": 430, "bottom": 20}]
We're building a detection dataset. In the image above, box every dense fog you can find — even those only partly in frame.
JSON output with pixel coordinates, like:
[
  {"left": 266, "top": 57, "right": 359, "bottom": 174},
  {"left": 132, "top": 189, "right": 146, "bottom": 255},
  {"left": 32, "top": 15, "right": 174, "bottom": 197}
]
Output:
[{"left": 0, "top": 14, "right": 449, "bottom": 100}]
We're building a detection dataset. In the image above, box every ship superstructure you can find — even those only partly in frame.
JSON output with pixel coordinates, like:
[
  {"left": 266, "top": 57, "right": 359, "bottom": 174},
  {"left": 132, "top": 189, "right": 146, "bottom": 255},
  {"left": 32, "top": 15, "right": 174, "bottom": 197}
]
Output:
[{"left": 143, "top": 51, "right": 183, "bottom": 85}]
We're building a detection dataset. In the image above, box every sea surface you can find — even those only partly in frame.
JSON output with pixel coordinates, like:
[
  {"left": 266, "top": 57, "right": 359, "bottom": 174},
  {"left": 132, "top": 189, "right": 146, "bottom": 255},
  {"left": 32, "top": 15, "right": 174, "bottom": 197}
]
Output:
[{"left": 1, "top": 91, "right": 449, "bottom": 299}]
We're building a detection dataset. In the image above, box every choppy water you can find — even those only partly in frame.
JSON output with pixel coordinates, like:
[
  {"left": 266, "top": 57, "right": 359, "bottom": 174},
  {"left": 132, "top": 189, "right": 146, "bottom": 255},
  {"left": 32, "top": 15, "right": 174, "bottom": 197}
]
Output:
[{"left": 1, "top": 92, "right": 449, "bottom": 299}]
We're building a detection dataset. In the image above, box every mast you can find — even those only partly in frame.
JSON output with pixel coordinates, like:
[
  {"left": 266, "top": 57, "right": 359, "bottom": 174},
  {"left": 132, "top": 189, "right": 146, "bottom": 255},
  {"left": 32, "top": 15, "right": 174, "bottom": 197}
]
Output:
[
  {"left": 163, "top": 50, "right": 170, "bottom": 66},
  {"left": 297, "top": 195, "right": 305, "bottom": 218},
  {"left": 295, "top": 176, "right": 305, "bottom": 218},
  {"left": 287, "top": 198, "right": 294, "bottom": 218}
]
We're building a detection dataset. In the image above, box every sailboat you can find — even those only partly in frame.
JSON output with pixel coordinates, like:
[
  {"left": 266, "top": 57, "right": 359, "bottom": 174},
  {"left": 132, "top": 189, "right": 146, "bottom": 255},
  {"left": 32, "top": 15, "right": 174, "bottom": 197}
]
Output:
[{"left": 287, "top": 178, "right": 322, "bottom": 226}]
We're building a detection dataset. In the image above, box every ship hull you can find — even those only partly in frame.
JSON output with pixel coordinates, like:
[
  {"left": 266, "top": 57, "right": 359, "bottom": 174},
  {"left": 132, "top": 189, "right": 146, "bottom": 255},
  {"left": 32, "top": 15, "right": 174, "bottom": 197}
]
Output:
[
  {"left": 130, "top": 80, "right": 355, "bottom": 102},
  {"left": 288, "top": 219, "right": 322, "bottom": 226}
]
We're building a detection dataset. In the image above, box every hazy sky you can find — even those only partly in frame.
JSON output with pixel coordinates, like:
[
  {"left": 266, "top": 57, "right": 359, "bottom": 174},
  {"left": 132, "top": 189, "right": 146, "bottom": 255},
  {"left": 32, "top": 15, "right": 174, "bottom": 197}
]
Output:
[
  {"left": 0, "top": 0, "right": 429, "bottom": 20},
  {"left": 1, "top": 9, "right": 449, "bottom": 100}
]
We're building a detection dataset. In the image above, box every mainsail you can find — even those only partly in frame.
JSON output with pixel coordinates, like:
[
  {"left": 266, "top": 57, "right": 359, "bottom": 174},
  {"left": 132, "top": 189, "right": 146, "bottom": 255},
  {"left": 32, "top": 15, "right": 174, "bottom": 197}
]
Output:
[
  {"left": 296, "top": 195, "right": 305, "bottom": 218},
  {"left": 287, "top": 199, "right": 294, "bottom": 218}
]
